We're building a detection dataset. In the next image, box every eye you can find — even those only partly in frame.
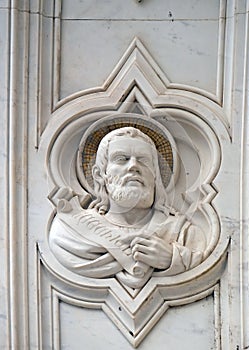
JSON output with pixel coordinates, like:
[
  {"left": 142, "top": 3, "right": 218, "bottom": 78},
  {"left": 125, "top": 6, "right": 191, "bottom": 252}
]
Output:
[
  {"left": 138, "top": 157, "right": 151, "bottom": 165},
  {"left": 113, "top": 155, "right": 128, "bottom": 163}
]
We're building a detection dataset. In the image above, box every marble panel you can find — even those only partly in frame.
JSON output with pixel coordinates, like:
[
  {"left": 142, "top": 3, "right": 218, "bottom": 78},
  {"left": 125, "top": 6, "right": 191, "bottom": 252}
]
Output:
[
  {"left": 0, "top": 9, "right": 9, "bottom": 103},
  {"left": 0, "top": 7, "right": 9, "bottom": 348},
  {"left": 60, "top": 297, "right": 215, "bottom": 350},
  {"left": 0, "top": 1, "right": 9, "bottom": 8},
  {"left": 61, "top": 0, "right": 220, "bottom": 20},
  {"left": 60, "top": 19, "right": 219, "bottom": 99},
  {"left": 1, "top": 0, "right": 249, "bottom": 349}
]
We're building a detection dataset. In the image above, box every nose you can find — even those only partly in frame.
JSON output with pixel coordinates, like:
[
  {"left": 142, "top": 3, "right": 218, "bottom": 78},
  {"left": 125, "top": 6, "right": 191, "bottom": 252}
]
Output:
[{"left": 127, "top": 157, "right": 140, "bottom": 172}]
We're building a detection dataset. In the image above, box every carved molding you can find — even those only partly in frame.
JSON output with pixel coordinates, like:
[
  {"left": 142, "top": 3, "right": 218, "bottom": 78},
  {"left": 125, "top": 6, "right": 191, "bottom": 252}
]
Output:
[
  {"left": 2, "top": 2, "right": 30, "bottom": 349},
  {"left": 33, "top": 0, "right": 227, "bottom": 148},
  {"left": 38, "top": 250, "right": 222, "bottom": 348},
  {"left": 50, "top": 280, "right": 221, "bottom": 349},
  {"left": 30, "top": 0, "right": 62, "bottom": 147},
  {"left": 38, "top": 37, "right": 231, "bottom": 346},
  {"left": 237, "top": 3, "right": 249, "bottom": 348},
  {"left": 54, "top": 0, "right": 227, "bottom": 106},
  {"left": 2, "top": 1, "right": 249, "bottom": 349}
]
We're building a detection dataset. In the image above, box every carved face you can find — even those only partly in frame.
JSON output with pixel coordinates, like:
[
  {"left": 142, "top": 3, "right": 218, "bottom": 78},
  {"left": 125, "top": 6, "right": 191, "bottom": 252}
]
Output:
[{"left": 105, "top": 136, "right": 156, "bottom": 209}]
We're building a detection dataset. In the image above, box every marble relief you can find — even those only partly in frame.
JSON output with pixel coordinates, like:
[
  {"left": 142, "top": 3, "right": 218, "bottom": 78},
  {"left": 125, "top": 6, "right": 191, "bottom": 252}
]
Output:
[
  {"left": 40, "top": 38, "right": 230, "bottom": 346},
  {"left": 49, "top": 124, "right": 206, "bottom": 289},
  {"left": 2, "top": 0, "right": 247, "bottom": 347}
]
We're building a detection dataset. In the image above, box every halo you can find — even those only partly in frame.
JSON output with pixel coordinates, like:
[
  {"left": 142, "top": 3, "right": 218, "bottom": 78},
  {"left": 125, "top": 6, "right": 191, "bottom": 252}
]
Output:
[{"left": 77, "top": 113, "right": 177, "bottom": 195}]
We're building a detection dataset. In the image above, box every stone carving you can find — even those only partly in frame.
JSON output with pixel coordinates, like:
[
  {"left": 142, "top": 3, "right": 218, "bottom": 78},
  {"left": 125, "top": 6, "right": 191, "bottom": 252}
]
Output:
[
  {"left": 41, "top": 38, "right": 230, "bottom": 347},
  {"left": 49, "top": 125, "right": 206, "bottom": 289}
]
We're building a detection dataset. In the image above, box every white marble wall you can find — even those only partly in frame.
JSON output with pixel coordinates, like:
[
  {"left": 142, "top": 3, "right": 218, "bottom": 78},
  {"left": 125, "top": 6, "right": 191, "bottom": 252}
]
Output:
[
  {"left": 59, "top": 297, "right": 215, "bottom": 350},
  {"left": 60, "top": 3, "right": 220, "bottom": 98},
  {"left": 1, "top": 0, "right": 249, "bottom": 349}
]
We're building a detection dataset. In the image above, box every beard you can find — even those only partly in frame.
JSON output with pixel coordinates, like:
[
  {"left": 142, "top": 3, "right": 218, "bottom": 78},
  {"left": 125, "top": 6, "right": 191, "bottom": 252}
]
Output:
[{"left": 105, "top": 174, "right": 154, "bottom": 209}]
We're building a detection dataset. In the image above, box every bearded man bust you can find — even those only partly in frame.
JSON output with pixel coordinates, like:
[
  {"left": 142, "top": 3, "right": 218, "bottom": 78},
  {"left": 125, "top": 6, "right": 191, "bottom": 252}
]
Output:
[{"left": 49, "top": 127, "right": 206, "bottom": 289}]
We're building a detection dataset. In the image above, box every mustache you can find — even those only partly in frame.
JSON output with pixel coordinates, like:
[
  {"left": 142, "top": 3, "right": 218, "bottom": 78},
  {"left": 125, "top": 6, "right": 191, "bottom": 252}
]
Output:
[
  {"left": 105, "top": 174, "right": 145, "bottom": 186},
  {"left": 121, "top": 174, "right": 144, "bottom": 185}
]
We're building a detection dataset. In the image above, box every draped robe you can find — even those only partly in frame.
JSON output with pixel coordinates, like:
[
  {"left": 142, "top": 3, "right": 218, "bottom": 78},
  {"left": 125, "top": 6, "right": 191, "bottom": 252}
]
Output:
[{"left": 49, "top": 198, "right": 206, "bottom": 288}]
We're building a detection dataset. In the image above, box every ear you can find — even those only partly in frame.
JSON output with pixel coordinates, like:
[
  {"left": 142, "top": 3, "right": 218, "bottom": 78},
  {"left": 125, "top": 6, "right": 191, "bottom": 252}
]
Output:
[{"left": 92, "top": 165, "right": 105, "bottom": 185}]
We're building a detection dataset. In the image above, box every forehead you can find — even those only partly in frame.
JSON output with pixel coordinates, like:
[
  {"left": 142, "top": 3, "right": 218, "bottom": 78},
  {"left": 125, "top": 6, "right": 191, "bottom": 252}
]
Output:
[{"left": 108, "top": 136, "right": 154, "bottom": 156}]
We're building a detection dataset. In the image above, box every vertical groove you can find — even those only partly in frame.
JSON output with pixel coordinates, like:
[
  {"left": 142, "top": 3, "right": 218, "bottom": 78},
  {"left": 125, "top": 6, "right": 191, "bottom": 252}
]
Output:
[
  {"left": 216, "top": 0, "right": 227, "bottom": 105},
  {"left": 52, "top": 289, "right": 61, "bottom": 350},
  {"left": 35, "top": 0, "right": 42, "bottom": 148},
  {"left": 223, "top": 0, "right": 236, "bottom": 130},
  {"left": 214, "top": 284, "right": 221, "bottom": 350},
  {"left": 6, "top": 1, "right": 11, "bottom": 348},
  {"left": 8, "top": 0, "right": 29, "bottom": 348},
  {"left": 23, "top": 2, "right": 30, "bottom": 348},
  {"left": 52, "top": 0, "right": 62, "bottom": 109},
  {"left": 8, "top": 3, "right": 18, "bottom": 347},
  {"left": 240, "top": 1, "right": 249, "bottom": 348},
  {"left": 36, "top": 245, "right": 43, "bottom": 350}
]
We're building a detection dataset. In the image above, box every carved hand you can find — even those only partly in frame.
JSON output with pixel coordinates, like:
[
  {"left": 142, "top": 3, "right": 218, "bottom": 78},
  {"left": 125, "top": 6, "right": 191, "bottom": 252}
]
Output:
[{"left": 130, "top": 234, "right": 173, "bottom": 270}]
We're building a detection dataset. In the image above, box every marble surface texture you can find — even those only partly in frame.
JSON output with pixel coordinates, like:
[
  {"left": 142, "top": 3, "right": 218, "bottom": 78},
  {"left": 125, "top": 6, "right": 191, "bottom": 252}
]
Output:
[{"left": 1, "top": 0, "right": 249, "bottom": 349}]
